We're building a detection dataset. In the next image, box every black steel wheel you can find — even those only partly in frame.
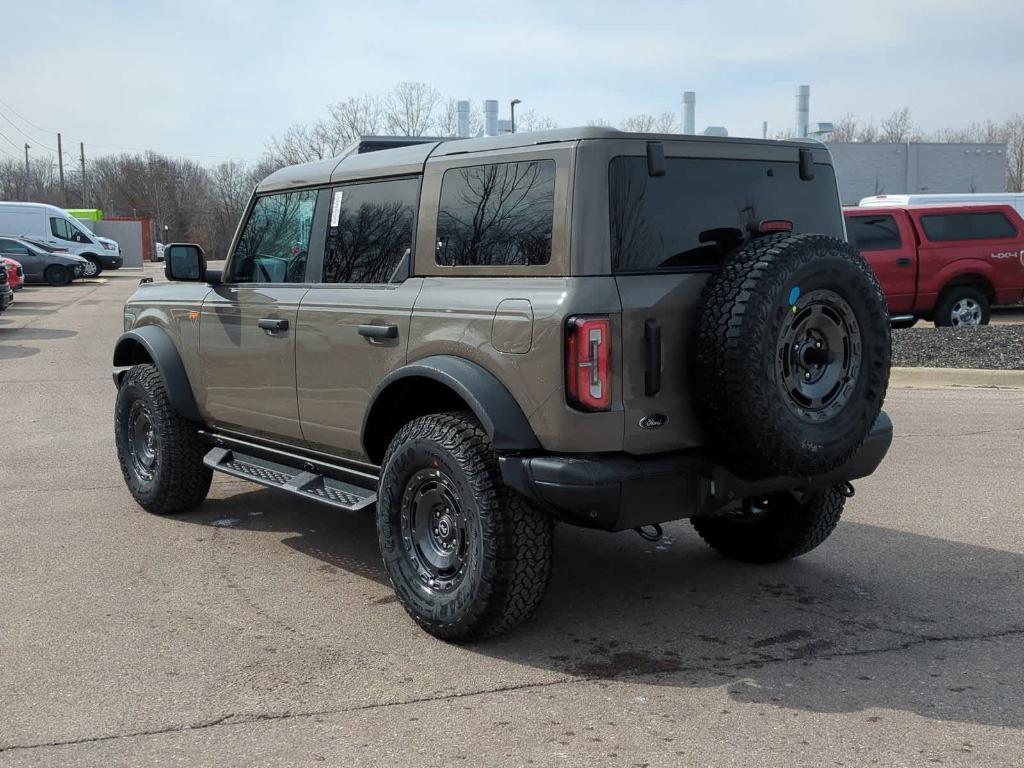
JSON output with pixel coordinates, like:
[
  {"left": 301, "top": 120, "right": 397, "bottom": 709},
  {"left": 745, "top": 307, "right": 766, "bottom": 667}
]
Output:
[
  {"left": 114, "top": 364, "right": 211, "bottom": 514},
  {"left": 401, "top": 468, "right": 470, "bottom": 591},
  {"left": 692, "top": 486, "right": 846, "bottom": 563},
  {"left": 776, "top": 288, "right": 862, "bottom": 423},
  {"left": 377, "top": 411, "right": 552, "bottom": 641}
]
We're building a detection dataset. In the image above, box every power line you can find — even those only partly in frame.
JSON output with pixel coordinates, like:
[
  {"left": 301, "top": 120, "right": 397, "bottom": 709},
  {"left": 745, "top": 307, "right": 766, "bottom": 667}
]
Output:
[
  {"left": 0, "top": 99, "right": 262, "bottom": 163},
  {"left": 0, "top": 127, "right": 22, "bottom": 152},
  {"left": 0, "top": 96, "right": 56, "bottom": 134},
  {"left": 0, "top": 108, "right": 57, "bottom": 152}
]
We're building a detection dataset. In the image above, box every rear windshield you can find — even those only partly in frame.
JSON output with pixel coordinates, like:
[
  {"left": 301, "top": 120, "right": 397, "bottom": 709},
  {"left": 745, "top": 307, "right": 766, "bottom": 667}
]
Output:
[{"left": 609, "top": 156, "right": 843, "bottom": 273}]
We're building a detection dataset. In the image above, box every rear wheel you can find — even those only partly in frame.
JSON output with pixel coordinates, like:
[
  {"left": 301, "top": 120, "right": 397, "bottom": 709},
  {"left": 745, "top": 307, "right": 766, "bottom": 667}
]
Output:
[
  {"left": 377, "top": 412, "right": 553, "bottom": 641},
  {"left": 934, "top": 286, "right": 989, "bottom": 328},
  {"left": 114, "top": 364, "right": 211, "bottom": 514},
  {"left": 691, "top": 487, "right": 846, "bottom": 563},
  {"left": 44, "top": 264, "right": 71, "bottom": 286}
]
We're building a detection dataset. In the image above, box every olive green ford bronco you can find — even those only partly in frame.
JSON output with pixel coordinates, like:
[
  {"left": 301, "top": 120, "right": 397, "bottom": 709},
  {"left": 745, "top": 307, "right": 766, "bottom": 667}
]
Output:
[{"left": 112, "top": 128, "right": 893, "bottom": 640}]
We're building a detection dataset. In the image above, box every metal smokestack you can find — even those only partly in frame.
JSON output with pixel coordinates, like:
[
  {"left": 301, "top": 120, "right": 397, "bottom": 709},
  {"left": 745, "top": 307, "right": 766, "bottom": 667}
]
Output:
[
  {"left": 456, "top": 100, "right": 471, "bottom": 138},
  {"left": 484, "top": 100, "right": 499, "bottom": 137},
  {"left": 795, "top": 85, "right": 810, "bottom": 138},
  {"left": 682, "top": 91, "right": 696, "bottom": 135}
]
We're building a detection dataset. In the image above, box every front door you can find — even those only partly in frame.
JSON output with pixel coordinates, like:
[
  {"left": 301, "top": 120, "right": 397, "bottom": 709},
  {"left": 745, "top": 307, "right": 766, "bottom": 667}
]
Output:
[
  {"left": 0, "top": 239, "right": 40, "bottom": 280},
  {"left": 845, "top": 211, "right": 918, "bottom": 314},
  {"left": 198, "top": 188, "right": 320, "bottom": 443},
  {"left": 295, "top": 177, "right": 422, "bottom": 460}
]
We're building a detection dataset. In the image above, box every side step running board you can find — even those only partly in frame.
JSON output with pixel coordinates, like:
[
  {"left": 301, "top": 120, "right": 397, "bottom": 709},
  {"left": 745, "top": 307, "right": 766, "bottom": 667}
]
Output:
[{"left": 204, "top": 446, "right": 377, "bottom": 512}]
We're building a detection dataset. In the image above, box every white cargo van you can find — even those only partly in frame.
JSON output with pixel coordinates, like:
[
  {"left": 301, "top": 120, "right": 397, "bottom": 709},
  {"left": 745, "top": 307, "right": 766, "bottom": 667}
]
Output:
[
  {"left": 859, "top": 193, "right": 1024, "bottom": 220},
  {"left": 0, "top": 202, "right": 124, "bottom": 277}
]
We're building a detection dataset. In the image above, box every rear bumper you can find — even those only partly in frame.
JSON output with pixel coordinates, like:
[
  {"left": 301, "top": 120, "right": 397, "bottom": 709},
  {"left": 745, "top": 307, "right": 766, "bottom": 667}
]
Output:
[{"left": 499, "top": 411, "right": 893, "bottom": 532}]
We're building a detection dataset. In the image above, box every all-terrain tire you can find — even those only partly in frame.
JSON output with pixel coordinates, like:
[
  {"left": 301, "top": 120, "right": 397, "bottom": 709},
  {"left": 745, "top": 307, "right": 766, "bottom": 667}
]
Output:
[
  {"left": 933, "top": 286, "right": 990, "bottom": 328},
  {"left": 694, "top": 233, "right": 891, "bottom": 475},
  {"left": 114, "top": 364, "right": 212, "bottom": 514},
  {"left": 377, "top": 412, "right": 553, "bottom": 641},
  {"left": 691, "top": 486, "right": 846, "bottom": 563}
]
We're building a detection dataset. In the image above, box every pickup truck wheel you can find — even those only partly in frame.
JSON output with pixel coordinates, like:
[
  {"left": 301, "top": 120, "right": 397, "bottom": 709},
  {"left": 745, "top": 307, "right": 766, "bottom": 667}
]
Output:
[
  {"left": 934, "top": 287, "right": 990, "bottom": 328},
  {"left": 44, "top": 264, "right": 72, "bottom": 286},
  {"left": 377, "top": 412, "right": 553, "bottom": 641},
  {"left": 691, "top": 486, "right": 846, "bottom": 563},
  {"left": 114, "top": 364, "right": 212, "bottom": 514},
  {"left": 694, "top": 233, "right": 891, "bottom": 476}
]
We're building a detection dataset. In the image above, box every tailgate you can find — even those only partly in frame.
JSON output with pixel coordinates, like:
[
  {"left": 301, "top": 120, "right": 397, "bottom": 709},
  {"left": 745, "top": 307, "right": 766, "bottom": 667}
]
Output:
[{"left": 616, "top": 273, "right": 709, "bottom": 454}]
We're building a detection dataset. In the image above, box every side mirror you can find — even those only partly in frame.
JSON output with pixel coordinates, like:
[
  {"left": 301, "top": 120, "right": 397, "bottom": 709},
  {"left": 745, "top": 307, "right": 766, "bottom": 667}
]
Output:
[{"left": 165, "top": 243, "right": 207, "bottom": 282}]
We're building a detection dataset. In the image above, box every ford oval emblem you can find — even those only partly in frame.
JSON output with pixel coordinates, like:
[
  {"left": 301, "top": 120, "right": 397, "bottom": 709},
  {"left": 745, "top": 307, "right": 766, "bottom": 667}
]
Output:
[{"left": 639, "top": 413, "right": 668, "bottom": 429}]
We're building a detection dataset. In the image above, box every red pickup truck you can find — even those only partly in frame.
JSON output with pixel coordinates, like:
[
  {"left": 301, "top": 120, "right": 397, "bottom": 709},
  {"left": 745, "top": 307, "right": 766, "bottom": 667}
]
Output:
[{"left": 844, "top": 204, "right": 1024, "bottom": 327}]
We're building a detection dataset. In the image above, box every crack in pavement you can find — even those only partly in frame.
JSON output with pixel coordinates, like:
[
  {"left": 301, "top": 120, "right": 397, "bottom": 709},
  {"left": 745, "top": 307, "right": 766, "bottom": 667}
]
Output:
[{"left": 4, "top": 625, "right": 1022, "bottom": 755}]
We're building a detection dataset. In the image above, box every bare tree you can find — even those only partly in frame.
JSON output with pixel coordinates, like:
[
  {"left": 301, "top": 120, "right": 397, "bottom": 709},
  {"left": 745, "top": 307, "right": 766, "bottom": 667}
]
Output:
[
  {"left": 856, "top": 121, "right": 879, "bottom": 143},
  {"left": 1005, "top": 114, "right": 1024, "bottom": 192},
  {"left": 326, "top": 95, "right": 383, "bottom": 141},
  {"left": 828, "top": 113, "right": 859, "bottom": 143},
  {"left": 880, "top": 108, "right": 918, "bottom": 143},
  {"left": 620, "top": 112, "right": 677, "bottom": 133},
  {"left": 384, "top": 82, "right": 442, "bottom": 136},
  {"left": 514, "top": 108, "right": 558, "bottom": 133}
]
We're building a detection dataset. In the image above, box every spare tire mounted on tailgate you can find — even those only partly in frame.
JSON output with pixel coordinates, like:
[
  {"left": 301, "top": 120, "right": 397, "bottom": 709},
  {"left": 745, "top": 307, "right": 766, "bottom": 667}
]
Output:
[{"left": 694, "top": 232, "right": 891, "bottom": 476}]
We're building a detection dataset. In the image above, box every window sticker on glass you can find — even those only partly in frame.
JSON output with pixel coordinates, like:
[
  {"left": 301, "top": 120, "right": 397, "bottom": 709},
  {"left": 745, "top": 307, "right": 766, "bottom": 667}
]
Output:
[{"left": 330, "top": 189, "right": 344, "bottom": 227}]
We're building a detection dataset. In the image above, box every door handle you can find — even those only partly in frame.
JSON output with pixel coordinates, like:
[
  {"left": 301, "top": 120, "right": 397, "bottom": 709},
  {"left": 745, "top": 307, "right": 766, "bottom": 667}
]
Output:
[
  {"left": 358, "top": 323, "right": 399, "bottom": 340},
  {"left": 896, "top": 257, "right": 912, "bottom": 267},
  {"left": 258, "top": 318, "right": 289, "bottom": 332}
]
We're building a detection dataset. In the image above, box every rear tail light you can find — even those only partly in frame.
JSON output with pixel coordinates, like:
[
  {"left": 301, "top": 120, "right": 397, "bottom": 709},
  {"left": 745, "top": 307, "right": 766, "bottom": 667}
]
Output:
[{"left": 565, "top": 315, "right": 611, "bottom": 411}]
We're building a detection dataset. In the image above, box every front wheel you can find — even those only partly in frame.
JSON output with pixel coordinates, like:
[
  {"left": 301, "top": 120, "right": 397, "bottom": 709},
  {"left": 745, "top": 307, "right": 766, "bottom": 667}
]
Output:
[
  {"left": 377, "top": 412, "right": 553, "bottom": 641},
  {"left": 44, "top": 264, "right": 71, "bottom": 286},
  {"left": 82, "top": 257, "right": 102, "bottom": 278},
  {"left": 691, "top": 487, "right": 846, "bottom": 563},
  {"left": 114, "top": 364, "right": 212, "bottom": 514}
]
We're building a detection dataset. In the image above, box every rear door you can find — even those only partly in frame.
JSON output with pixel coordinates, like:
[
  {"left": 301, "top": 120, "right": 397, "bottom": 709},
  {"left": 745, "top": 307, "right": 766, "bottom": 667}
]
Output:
[
  {"left": 198, "top": 188, "right": 322, "bottom": 443},
  {"left": 603, "top": 147, "right": 846, "bottom": 454},
  {"left": 845, "top": 210, "right": 917, "bottom": 314},
  {"left": 295, "top": 177, "right": 421, "bottom": 460}
]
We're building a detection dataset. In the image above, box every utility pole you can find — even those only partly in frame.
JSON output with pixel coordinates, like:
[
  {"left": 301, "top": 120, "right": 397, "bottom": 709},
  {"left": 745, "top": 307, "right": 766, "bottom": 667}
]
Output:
[
  {"left": 57, "top": 133, "right": 67, "bottom": 206},
  {"left": 80, "top": 142, "right": 87, "bottom": 206},
  {"left": 23, "top": 143, "right": 30, "bottom": 188}
]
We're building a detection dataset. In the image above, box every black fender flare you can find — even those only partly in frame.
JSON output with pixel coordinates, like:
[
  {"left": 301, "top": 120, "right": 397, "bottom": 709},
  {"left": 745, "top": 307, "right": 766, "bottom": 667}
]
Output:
[
  {"left": 363, "top": 355, "right": 541, "bottom": 456},
  {"left": 112, "top": 326, "right": 202, "bottom": 423}
]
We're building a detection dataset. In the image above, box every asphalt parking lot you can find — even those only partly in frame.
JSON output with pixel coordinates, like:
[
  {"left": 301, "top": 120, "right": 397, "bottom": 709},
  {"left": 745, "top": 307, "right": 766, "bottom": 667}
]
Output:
[{"left": 1, "top": 268, "right": 1023, "bottom": 767}]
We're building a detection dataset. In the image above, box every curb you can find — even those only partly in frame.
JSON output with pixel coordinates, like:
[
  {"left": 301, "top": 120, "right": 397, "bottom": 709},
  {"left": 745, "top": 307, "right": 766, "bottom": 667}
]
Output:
[{"left": 890, "top": 367, "right": 1024, "bottom": 389}]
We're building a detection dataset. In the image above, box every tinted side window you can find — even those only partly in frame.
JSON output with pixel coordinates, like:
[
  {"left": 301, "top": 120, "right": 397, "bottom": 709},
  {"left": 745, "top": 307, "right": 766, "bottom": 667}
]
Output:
[
  {"left": 323, "top": 178, "right": 418, "bottom": 284},
  {"left": 50, "top": 217, "right": 73, "bottom": 241},
  {"left": 436, "top": 160, "right": 555, "bottom": 267},
  {"left": 609, "top": 157, "right": 844, "bottom": 272},
  {"left": 846, "top": 215, "right": 902, "bottom": 251},
  {"left": 0, "top": 239, "right": 30, "bottom": 256},
  {"left": 921, "top": 212, "right": 1017, "bottom": 242},
  {"left": 231, "top": 190, "right": 317, "bottom": 283}
]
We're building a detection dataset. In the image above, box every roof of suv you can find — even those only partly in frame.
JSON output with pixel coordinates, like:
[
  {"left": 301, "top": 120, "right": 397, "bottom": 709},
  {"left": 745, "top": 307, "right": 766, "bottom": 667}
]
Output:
[{"left": 256, "top": 127, "right": 827, "bottom": 193}]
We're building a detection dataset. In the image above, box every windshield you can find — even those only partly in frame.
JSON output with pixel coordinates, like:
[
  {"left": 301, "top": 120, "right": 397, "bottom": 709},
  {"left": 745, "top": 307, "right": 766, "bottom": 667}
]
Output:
[{"left": 609, "top": 156, "right": 844, "bottom": 273}]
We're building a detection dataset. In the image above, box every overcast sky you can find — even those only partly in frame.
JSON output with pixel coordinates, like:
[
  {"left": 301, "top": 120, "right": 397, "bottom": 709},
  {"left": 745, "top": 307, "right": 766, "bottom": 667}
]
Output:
[{"left": 2, "top": 0, "right": 1022, "bottom": 165}]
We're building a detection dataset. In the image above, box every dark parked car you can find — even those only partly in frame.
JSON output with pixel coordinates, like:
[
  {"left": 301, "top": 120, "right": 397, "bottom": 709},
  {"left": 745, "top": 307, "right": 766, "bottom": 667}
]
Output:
[
  {"left": 0, "top": 260, "right": 12, "bottom": 312},
  {"left": 0, "top": 237, "right": 88, "bottom": 285}
]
